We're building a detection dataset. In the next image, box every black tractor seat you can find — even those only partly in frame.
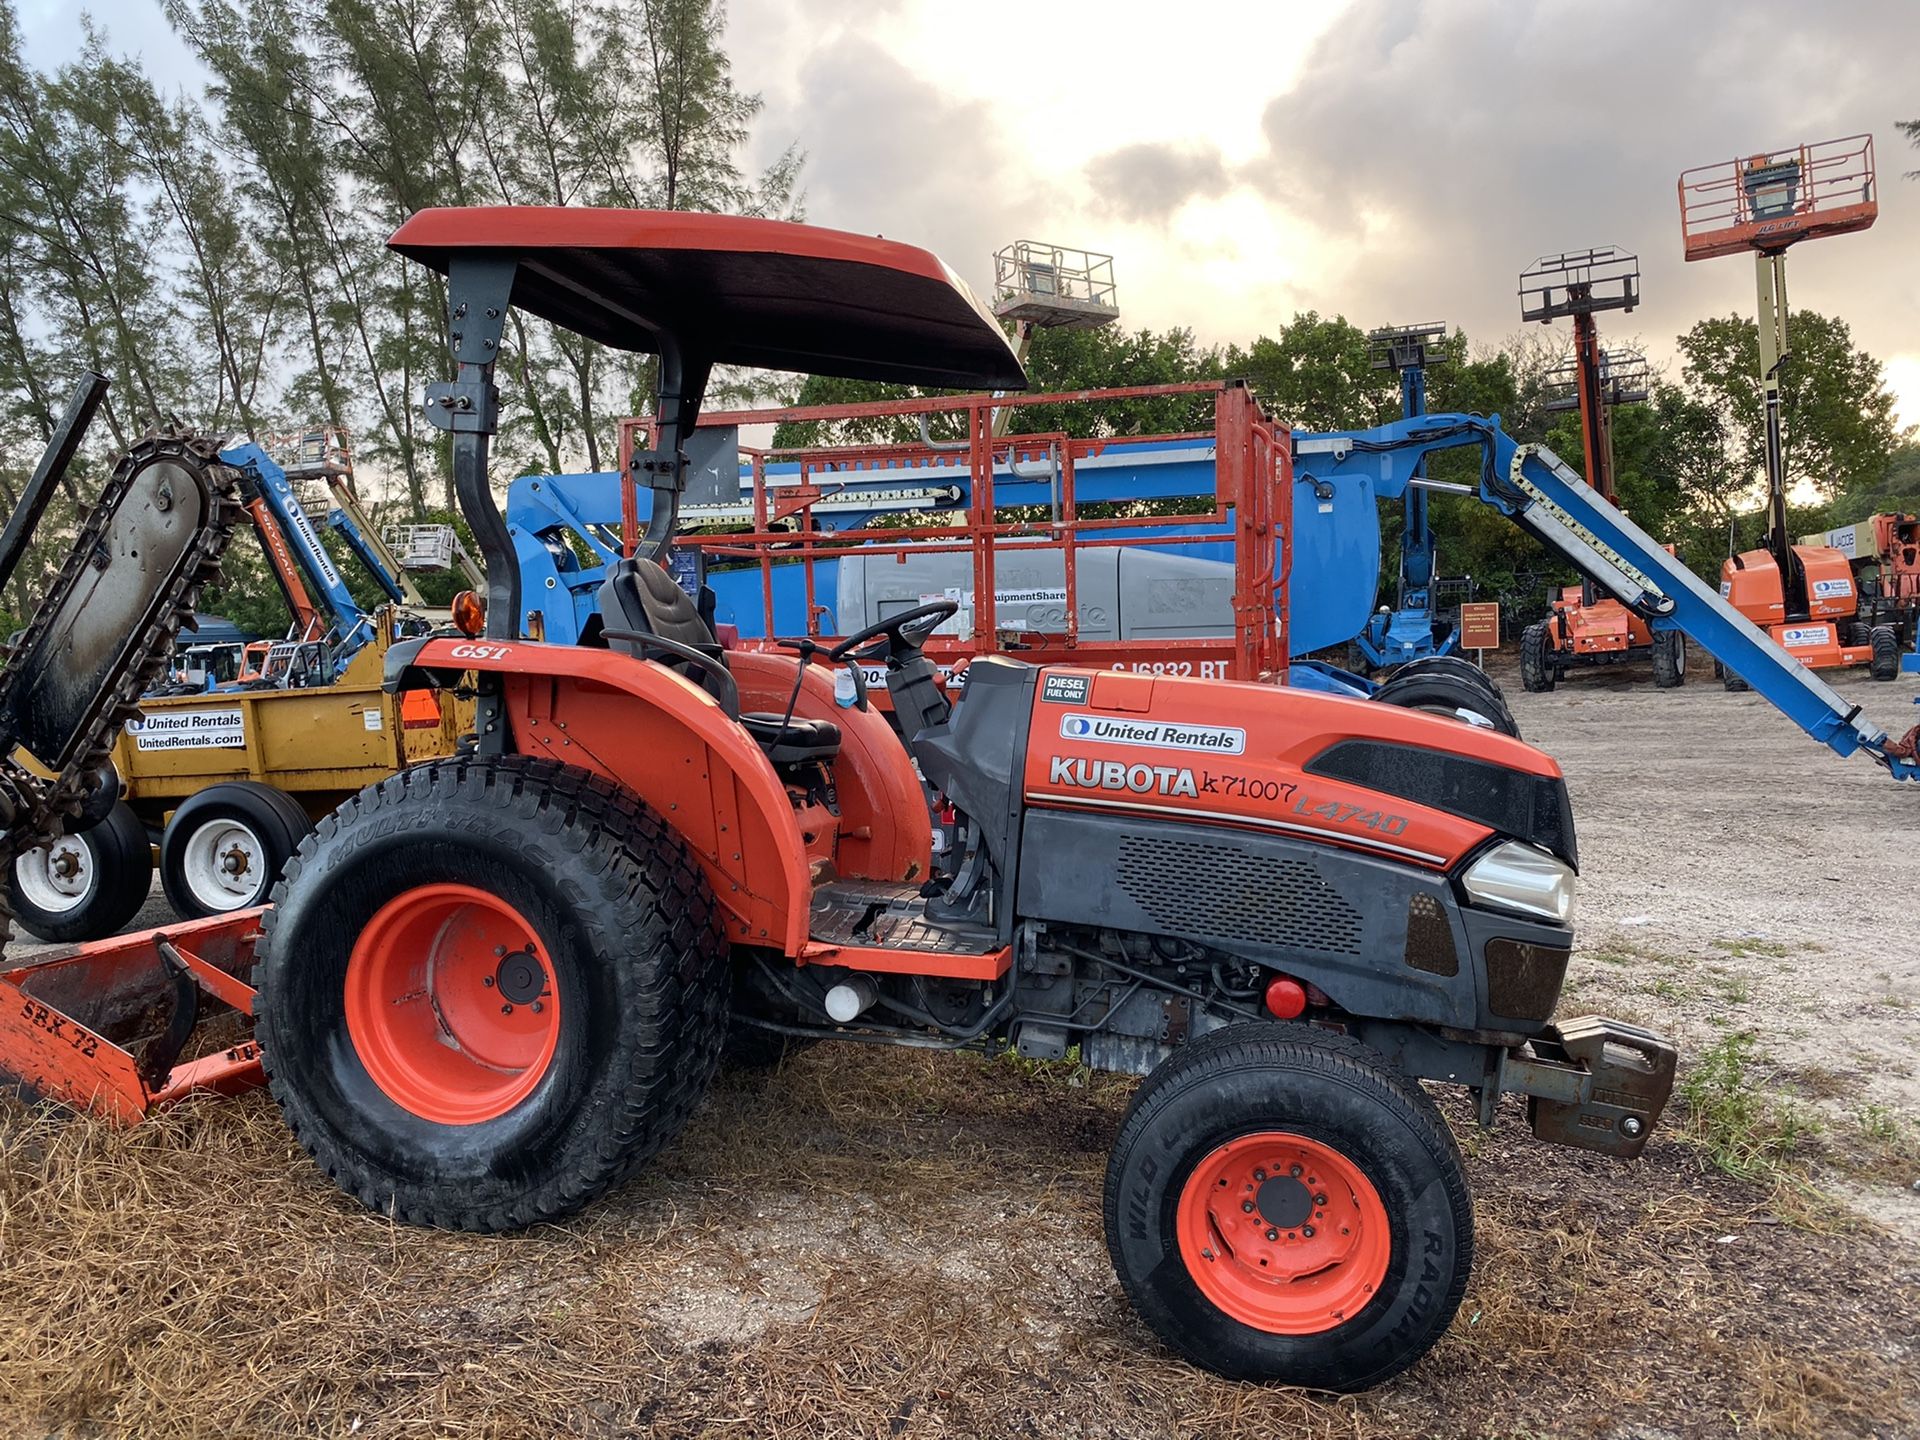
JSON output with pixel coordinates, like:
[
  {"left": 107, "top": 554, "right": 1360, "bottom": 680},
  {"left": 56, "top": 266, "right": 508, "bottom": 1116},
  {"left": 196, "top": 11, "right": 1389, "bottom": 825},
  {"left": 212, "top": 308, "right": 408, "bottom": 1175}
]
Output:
[
  {"left": 597, "top": 557, "right": 841, "bottom": 766},
  {"left": 739, "top": 712, "right": 841, "bottom": 764}
]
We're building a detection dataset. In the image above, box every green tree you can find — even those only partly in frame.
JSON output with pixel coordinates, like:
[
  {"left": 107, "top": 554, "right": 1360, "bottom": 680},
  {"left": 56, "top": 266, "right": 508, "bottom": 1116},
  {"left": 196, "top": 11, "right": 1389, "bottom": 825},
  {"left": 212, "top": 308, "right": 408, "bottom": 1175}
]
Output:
[
  {"left": 1676, "top": 309, "right": 1899, "bottom": 505},
  {"left": 1223, "top": 313, "right": 1395, "bottom": 432}
]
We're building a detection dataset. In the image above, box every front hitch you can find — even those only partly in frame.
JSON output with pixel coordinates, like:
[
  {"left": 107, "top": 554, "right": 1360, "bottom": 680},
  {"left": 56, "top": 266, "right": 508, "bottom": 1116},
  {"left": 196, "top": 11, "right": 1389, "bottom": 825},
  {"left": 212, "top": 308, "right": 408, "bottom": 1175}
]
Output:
[{"left": 1502, "top": 1015, "right": 1678, "bottom": 1159}]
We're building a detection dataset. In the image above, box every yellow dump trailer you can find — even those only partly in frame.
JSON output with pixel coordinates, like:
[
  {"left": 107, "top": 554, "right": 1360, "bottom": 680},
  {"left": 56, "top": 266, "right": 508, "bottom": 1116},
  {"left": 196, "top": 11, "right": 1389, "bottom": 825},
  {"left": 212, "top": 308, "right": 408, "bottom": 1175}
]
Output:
[{"left": 7, "top": 610, "right": 469, "bottom": 940}]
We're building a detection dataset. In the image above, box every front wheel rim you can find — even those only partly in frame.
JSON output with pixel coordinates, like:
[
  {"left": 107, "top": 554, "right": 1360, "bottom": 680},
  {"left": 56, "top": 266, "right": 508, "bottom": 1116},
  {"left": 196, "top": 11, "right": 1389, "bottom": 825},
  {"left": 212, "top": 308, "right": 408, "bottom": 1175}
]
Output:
[
  {"left": 181, "top": 818, "right": 269, "bottom": 909},
  {"left": 1175, "top": 1131, "right": 1391, "bottom": 1335},
  {"left": 345, "top": 883, "right": 562, "bottom": 1124},
  {"left": 14, "top": 835, "right": 95, "bottom": 914}
]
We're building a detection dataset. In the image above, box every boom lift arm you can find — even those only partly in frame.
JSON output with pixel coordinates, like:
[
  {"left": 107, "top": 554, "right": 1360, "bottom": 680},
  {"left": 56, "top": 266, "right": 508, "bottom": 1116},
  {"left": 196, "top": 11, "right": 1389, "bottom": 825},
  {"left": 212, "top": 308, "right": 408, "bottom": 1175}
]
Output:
[
  {"left": 220, "top": 442, "right": 375, "bottom": 672},
  {"left": 1297, "top": 415, "right": 1920, "bottom": 778}
]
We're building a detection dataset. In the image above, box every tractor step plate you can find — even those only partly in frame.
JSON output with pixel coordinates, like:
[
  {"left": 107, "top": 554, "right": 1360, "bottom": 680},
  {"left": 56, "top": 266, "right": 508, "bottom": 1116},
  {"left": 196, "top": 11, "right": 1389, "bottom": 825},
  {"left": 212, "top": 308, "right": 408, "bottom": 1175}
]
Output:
[{"left": 808, "top": 879, "right": 999, "bottom": 955}]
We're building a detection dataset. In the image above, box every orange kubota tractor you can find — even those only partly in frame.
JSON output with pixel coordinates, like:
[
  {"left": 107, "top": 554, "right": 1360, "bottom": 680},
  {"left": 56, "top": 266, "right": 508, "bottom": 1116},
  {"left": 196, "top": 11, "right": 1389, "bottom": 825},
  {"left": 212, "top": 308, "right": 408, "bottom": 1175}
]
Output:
[{"left": 2, "top": 211, "right": 1675, "bottom": 1393}]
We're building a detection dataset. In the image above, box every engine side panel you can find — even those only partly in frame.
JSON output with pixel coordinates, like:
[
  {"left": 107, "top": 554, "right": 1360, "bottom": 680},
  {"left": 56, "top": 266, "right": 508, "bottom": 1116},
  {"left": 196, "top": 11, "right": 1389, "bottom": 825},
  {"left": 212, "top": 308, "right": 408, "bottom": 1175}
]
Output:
[{"left": 1018, "top": 668, "right": 1560, "bottom": 871}]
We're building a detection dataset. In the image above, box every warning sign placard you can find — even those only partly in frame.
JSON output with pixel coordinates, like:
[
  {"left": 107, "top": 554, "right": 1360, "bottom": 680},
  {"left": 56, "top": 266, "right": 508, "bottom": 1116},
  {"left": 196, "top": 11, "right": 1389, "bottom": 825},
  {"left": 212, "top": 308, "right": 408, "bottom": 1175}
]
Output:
[
  {"left": 129, "top": 708, "right": 246, "bottom": 752},
  {"left": 1459, "top": 602, "right": 1501, "bottom": 650}
]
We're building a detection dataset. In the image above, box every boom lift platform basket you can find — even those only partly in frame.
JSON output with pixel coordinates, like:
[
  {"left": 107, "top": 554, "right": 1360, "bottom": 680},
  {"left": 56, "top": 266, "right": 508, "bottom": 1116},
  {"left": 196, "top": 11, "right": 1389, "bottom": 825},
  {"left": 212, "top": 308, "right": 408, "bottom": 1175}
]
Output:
[
  {"left": 991, "top": 241, "right": 1120, "bottom": 330},
  {"left": 1679, "top": 134, "right": 1878, "bottom": 262}
]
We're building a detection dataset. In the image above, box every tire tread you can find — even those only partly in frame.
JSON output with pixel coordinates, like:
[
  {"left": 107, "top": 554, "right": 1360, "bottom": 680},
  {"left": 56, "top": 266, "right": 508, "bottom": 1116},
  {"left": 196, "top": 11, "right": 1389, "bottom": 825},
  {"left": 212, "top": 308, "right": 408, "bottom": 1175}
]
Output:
[{"left": 255, "top": 754, "right": 729, "bottom": 1233}]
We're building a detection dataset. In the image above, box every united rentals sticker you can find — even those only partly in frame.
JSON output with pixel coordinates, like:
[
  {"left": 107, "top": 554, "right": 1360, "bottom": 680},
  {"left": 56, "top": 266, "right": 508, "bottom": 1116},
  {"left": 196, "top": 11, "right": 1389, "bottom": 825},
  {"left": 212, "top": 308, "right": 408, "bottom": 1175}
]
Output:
[
  {"left": 1059, "top": 713, "right": 1246, "bottom": 755},
  {"left": 129, "top": 708, "right": 246, "bottom": 751}
]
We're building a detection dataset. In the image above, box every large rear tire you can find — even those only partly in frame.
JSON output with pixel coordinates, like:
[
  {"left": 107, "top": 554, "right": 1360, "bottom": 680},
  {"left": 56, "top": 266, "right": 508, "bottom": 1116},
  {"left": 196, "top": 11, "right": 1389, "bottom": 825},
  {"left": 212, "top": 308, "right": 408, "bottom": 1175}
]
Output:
[
  {"left": 160, "top": 781, "right": 312, "bottom": 918},
  {"left": 253, "top": 755, "right": 729, "bottom": 1232},
  {"left": 6, "top": 801, "right": 153, "bottom": 943},
  {"left": 1104, "top": 1024, "right": 1472, "bottom": 1391},
  {"left": 1869, "top": 625, "right": 1899, "bottom": 681},
  {"left": 1651, "top": 630, "right": 1686, "bottom": 689},
  {"left": 1519, "top": 622, "right": 1554, "bottom": 693}
]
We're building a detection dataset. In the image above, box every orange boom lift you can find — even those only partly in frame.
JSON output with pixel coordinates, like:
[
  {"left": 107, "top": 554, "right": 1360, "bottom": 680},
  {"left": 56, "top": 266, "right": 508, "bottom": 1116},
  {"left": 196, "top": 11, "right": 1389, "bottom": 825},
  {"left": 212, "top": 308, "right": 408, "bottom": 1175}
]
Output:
[
  {"left": 1516, "top": 247, "right": 1688, "bottom": 692},
  {"left": 1678, "top": 134, "right": 1896, "bottom": 685}
]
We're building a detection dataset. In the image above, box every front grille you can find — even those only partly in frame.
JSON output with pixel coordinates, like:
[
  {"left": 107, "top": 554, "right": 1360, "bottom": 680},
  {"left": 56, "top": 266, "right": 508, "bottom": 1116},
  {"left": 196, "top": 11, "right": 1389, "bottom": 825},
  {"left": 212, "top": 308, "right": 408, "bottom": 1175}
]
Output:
[
  {"left": 1484, "top": 937, "right": 1570, "bottom": 1021},
  {"left": 1116, "top": 834, "right": 1363, "bottom": 955}
]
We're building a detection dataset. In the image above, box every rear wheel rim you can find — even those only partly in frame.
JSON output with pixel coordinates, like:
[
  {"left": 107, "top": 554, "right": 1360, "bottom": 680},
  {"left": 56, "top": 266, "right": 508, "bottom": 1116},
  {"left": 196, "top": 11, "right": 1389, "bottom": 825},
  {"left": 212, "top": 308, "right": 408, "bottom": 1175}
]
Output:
[
  {"left": 1175, "top": 1131, "right": 1391, "bottom": 1335},
  {"left": 345, "top": 882, "right": 561, "bottom": 1124},
  {"left": 14, "top": 835, "right": 95, "bottom": 914},
  {"left": 181, "top": 818, "right": 268, "bottom": 909}
]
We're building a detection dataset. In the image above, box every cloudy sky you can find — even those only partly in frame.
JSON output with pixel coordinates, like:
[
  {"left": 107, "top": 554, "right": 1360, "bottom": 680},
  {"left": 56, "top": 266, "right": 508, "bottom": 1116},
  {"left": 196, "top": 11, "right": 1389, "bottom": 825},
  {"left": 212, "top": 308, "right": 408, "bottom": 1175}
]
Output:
[{"left": 24, "top": 0, "right": 1920, "bottom": 428}]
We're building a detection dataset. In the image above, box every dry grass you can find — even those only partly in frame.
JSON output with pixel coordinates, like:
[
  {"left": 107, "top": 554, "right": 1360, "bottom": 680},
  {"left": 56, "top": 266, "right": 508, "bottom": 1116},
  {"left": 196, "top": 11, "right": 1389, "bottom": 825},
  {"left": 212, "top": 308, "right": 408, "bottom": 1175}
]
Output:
[{"left": 2, "top": 1043, "right": 1918, "bottom": 1440}]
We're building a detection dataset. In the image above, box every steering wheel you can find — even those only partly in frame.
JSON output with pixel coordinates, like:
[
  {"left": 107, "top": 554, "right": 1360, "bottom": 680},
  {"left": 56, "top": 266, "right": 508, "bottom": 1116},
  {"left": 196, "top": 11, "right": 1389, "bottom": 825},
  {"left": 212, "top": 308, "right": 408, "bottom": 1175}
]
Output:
[{"left": 828, "top": 599, "right": 959, "bottom": 665}]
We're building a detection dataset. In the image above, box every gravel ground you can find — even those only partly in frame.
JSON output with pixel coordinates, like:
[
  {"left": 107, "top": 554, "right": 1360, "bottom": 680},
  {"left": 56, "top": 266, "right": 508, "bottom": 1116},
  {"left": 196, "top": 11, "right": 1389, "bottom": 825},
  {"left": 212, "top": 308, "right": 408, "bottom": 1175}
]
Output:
[{"left": 1514, "top": 660, "right": 1919, "bottom": 1103}]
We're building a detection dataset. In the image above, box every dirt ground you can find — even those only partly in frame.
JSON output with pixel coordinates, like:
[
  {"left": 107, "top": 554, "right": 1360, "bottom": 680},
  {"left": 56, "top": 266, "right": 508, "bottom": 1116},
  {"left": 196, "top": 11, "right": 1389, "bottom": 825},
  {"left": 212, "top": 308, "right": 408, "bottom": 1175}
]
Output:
[{"left": 2, "top": 659, "right": 1918, "bottom": 1439}]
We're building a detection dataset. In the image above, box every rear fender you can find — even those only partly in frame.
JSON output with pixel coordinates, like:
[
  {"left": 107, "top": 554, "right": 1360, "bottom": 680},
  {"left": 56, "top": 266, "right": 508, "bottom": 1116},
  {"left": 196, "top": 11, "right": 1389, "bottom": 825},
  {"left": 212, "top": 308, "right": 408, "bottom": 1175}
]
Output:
[
  {"left": 726, "top": 651, "right": 932, "bottom": 884},
  {"left": 402, "top": 637, "right": 810, "bottom": 953}
]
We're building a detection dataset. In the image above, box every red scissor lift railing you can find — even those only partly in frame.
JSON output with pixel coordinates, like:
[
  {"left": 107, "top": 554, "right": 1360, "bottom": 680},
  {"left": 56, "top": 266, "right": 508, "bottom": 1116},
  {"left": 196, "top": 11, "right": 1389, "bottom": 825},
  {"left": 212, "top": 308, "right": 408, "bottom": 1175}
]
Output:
[
  {"left": 1679, "top": 134, "right": 1878, "bottom": 261},
  {"left": 618, "top": 380, "right": 1289, "bottom": 683}
]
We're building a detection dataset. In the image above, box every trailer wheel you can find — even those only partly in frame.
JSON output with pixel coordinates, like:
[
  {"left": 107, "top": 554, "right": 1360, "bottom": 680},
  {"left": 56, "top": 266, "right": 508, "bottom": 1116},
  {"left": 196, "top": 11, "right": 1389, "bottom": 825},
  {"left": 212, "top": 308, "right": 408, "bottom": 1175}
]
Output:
[
  {"left": 1519, "top": 622, "right": 1554, "bottom": 693},
  {"left": 1722, "top": 666, "right": 1750, "bottom": 692},
  {"left": 253, "top": 755, "right": 729, "bottom": 1232},
  {"left": 1370, "top": 669, "right": 1520, "bottom": 737},
  {"left": 7, "top": 802, "right": 153, "bottom": 943},
  {"left": 1651, "top": 630, "right": 1686, "bottom": 689},
  {"left": 1104, "top": 1024, "right": 1471, "bottom": 1390},
  {"left": 1869, "top": 625, "right": 1899, "bottom": 681},
  {"left": 160, "top": 782, "right": 312, "bottom": 917}
]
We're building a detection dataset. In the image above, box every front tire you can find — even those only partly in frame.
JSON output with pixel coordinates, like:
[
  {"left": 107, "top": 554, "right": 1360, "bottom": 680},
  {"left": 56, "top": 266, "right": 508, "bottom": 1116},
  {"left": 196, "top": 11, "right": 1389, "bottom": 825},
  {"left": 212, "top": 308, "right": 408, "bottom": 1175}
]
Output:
[
  {"left": 253, "top": 755, "right": 729, "bottom": 1232},
  {"left": 1651, "top": 630, "right": 1686, "bottom": 689},
  {"left": 1519, "top": 622, "right": 1554, "bottom": 693},
  {"left": 7, "top": 801, "right": 153, "bottom": 943},
  {"left": 160, "top": 781, "right": 312, "bottom": 918},
  {"left": 1104, "top": 1024, "right": 1472, "bottom": 1390},
  {"left": 1869, "top": 625, "right": 1899, "bottom": 681}
]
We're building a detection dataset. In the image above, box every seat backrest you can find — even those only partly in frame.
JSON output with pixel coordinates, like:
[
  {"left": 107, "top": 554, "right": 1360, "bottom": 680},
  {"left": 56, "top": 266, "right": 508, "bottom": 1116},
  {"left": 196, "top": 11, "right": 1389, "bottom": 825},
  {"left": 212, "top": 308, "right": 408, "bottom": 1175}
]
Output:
[{"left": 596, "top": 557, "right": 731, "bottom": 702}]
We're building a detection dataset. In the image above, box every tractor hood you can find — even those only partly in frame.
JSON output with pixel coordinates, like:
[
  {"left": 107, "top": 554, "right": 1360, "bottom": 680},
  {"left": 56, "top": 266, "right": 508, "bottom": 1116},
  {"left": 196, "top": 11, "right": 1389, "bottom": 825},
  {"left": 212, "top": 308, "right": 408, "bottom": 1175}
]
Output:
[{"left": 388, "top": 207, "right": 1028, "bottom": 393}]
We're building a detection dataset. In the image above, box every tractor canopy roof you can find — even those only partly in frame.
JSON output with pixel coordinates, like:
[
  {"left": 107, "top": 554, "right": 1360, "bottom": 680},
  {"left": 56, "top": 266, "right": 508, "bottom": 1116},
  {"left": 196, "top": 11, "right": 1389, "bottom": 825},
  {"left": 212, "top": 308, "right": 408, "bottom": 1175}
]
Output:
[{"left": 388, "top": 207, "right": 1027, "bottom": 392}]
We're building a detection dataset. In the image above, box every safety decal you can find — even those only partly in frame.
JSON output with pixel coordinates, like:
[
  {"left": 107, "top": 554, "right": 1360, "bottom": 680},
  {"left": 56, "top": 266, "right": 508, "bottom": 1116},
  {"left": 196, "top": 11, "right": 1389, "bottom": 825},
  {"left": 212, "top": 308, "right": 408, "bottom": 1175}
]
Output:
[
  {"left": 1058, "top": 713, "right": 1246, "bottom": 754},
  {"left": 1041, "top": 673, "right": 1091, "bottom": 706}
]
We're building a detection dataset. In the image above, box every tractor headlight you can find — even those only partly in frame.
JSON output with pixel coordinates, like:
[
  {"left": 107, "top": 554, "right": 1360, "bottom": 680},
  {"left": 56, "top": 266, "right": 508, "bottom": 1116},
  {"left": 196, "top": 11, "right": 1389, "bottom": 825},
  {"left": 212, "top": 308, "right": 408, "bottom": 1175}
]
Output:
[{"left": 1461, "top": 841, "right": 1576, "bottom": 925}]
